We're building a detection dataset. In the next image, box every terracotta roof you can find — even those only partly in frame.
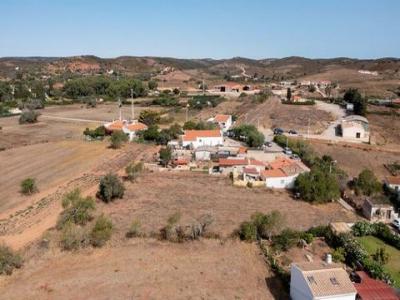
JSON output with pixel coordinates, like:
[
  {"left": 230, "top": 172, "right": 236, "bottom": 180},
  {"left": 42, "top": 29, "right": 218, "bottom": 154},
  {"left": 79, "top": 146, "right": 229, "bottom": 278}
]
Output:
[
  {"left": 261, "top": 168, "right": 287, "bottom": 178},
  {"left": 125, "top": 122, "right": 147, "bottom": 132},
  {"left": 238, "top": 146, "right": 247, "bottom": 154},
  {"left": 172, "top": 158, "right": 189, "bottom": 165},
  {"left": 214, "top": 114, "right": 230, "bottom": 123},
  {"left": 293, "top": 262, "right": 356, "bottom": 297},
  {"left": 219, "top": 158, "right": 248, "bottom": 166},
  {"left": 243, "top": 167, "right": 259, "bottom": 175},
  {"left": 354, "top": 271, "right": 398, "bottom": 300},
  {"left": 182, "top": 130, "right": 222, "bottom": 142},
  {"left": 105, "top": 120, "right": 124, "bottom": 131},
  {"left": 386, "top": 176, "right": 400, "bottom": 185},
  {"left": 268, "top": 157, "right": 296, "bottom": 169}
]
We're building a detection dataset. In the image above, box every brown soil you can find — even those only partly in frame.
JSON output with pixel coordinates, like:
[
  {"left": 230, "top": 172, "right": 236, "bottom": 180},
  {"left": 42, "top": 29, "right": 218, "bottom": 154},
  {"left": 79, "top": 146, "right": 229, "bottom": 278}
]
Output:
[
  {"left": 236, "top": 97, "right": 335, "bottom": 133},
  {"left": 100, "top": 172, "right": 358, "bottom": 240},
  {"left": 0, "top": 239, "right": 276, "bottom": 300}
]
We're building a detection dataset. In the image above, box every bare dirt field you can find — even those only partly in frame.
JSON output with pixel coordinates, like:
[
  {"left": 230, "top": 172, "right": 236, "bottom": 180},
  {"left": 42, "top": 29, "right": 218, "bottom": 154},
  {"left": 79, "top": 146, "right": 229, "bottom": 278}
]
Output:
[
  {"left": 100, "top": 172, "right": 358, "bottom": 240},
  {"left": 0, "top": 239, "right": 276, "bottom": 300},
  {"left": 236, "top": 97, "right": 335, "bottom": 134},
  {"left": 0, "top": 140, "right": 112, "bottom": 212},
  {"left": 311, "top": 141, "right": 400, "bottom": 179},
  {"left": 367, "top": 109, "right": 400, "bottom": 150}
]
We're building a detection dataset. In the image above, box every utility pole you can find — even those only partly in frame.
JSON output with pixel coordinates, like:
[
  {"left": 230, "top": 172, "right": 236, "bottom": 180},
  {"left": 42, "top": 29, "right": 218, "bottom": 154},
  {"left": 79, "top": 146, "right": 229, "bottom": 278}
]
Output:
[
  {"left": 186, "top": 104, "right": 189, "bottom": 122},
  {"left": 130, "top": 88, "right": 134, "bottom": 120},
  {"left": 202, "top": 78, "right": 205, "bottom": 95},
  {"left": 307, "top": 117, "right": 310, "bottom": 139}
]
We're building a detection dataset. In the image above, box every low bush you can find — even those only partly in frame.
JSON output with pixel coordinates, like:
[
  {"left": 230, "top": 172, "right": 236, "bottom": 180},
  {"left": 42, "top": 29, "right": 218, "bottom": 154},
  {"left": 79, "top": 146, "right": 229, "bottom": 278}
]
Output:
[
  {"left": 125, "top": 161, "right": 144, "bottom": 182},
  {"left": 126, "top": 220, "right": 143, "bottom": 238},
  {"left": 90, "top": 215, "right": 113, "bottom": 247},
  {"left": 20, "top": 177, "right": 38, "bottom": 195},
  {"left": 97, "top": 173, "right": 125, "bottom": 203},
  {"left": 60, "top": 222, "right": 89, "bottom": 251},
  {"left": 83, "top": 126, "right": 106, "bottom": 139},
  {"left": 19, "top": 110, "right": 40, "bottom": 124},
  {"left": 57, "top": 189, "right": 95, "bottom": 229},
  {"left": 238, "top": 221, "right": 257, "bottom": 241},
  {"left": 281, "top": 100, "right": 315, "bottom": 105},
  {"left": 352, "top": 221, "right": 400, "bottom": 250},
  {"left": 353, "top": 169, "right": 382, "bottom": 196},
  {"left": 0, "top": 245, "right": 22, "bottom": 275},
  {"left": 272, "top": 229, "right": 300, "bottom": 251},
  {"left": 110, "top": 131, "right": 128, "bottom": 149}
]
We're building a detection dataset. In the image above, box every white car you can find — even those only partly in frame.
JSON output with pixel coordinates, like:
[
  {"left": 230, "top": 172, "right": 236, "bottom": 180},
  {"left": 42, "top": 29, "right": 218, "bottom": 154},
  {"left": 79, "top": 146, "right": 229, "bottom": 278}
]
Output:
[{"left": 393, "top": 219, "right": 400, "bottom": 231}]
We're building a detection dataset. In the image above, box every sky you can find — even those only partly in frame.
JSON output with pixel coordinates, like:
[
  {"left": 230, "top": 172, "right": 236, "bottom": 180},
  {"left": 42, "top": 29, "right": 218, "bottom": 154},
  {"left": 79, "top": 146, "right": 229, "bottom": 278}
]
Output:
[{"left": 0, "top": 0, "right": 399, "bottom": 59}]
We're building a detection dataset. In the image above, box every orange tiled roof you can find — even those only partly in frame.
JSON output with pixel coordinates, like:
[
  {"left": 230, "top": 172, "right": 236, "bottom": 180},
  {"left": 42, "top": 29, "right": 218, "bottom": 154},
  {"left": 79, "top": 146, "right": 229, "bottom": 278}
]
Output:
[
  {"left": 106, "top": 120, "right": 124, "bottom": 131},
  {"left": 214, "top": 114, "right": 230, "bottom": 123},
  {"left": 268, "top": 157, "right": 296, "bottom": 169},
  {"left": 182, "top": 130, "right": 222, "bottom": 142},
  {"left": 219, "top": 158, "right": 248, "bottom": 166},
  {"left": 386, "top": 176, "right": 400, "bottom": 185},
  {"left": 125, "top": 122, "right": 148, "bottom": 131},
  {"left": 238, "top": 146, "right": 247, "bottom": 154},
  {"left": 261, "top": 169, "right": 287, "bottom": 178},
  {"left": 244, "top": 167, "right": 259, "bottom": 175}
]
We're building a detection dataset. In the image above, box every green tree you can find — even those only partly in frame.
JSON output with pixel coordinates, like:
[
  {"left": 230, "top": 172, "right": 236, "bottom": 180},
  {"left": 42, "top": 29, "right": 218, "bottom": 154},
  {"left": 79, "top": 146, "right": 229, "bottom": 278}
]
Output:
[
  {"left": 354, "top": 169, "right": 382, "bottom": 196},
  {"left": 343, "top": 88, "right": 367, "bottom": 116},
  {"left": 110, "top": 131, "right": 128, "bottom": 149},
  {"left": 20, "top": 178, "right": 38, "bottom": 195},
  {"left": 294, "top": 167, "right": 340, "bottom": 203},
  {"left": 139, "top": 110, "right": 160, "bottom": 126},
  {"left": 251, "top": 211, "right": 285, "bottom": 240},
  {"left": 142, "top": 125, "right": 160, "bottom": 141},
  {"left": 97, "top": 173, "right": 125, "bottom": 203},
  {"left": 57, "top": 189, "right": 95, "bottom": 229},
  {"left": 159, "top": 147, "right": 172, "bottom": 167},
  {"left": 19, "top": 110, "right": 40, "bottom": 124}
]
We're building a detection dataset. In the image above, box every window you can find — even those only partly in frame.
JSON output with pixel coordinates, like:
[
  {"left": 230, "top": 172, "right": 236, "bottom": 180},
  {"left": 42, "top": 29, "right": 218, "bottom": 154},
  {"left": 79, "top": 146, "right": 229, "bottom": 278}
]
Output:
[
  {"left": 330, "top": 277, "right": 339, "bottom": 285},
  {"left": 307, "top": 276, "right": 316, "bottom": 284}
]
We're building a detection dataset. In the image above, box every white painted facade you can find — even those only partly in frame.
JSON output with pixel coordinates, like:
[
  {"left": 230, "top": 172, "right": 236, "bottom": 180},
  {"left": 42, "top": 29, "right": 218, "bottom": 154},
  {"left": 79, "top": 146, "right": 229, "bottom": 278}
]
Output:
[
  {"left": 265, "top": 174, "right": 298, "bottom": 189},
  {"left": 181, "top": 136, "right": 223, "bottom": 149}
]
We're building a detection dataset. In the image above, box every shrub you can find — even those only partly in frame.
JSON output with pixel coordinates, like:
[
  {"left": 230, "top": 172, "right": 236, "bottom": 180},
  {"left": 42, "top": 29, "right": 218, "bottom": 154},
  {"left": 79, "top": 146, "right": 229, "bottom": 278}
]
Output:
[
  {"left": 90, "top": 215, "right": 113, "bottom": 247},
  {"left": 159, "top": 147, "right": 172, "bottom": 167},
  {"left": 332, "top": 247, "right": 346, "bottom": 263},
  {"left": 352, "top": 221, "right": 375, "bottom": 237},
  {"left": 57, "top": 189, "right": 95, "bottom": 229},
  {"left": 97, "top": 173, "right": 125, "bottom": 203},
  {"left": 160, "top": 212, "right": 182, "bottom": 242},
  {"left": 299, "top": 232, "right": 314, "bottom": 244},
  {"left": 354, "top": 169, "right": 382, "bottom": 196},
  {"left": 238, "top": 221, "right": 257, "bottom": 241},
  {"left": 126, "top": 220, "right": 142, "bottom": 238},
  {"left": 231, "top": 124, "right": 264, "bottom": 147},
  {"left": 110, "top": 131, "right": 128, "bottom": 149},
  {"left": 372, "top": 247, "right": 390, "bottom": 265},
  {"left": 20, "top": 177, "right": 38, "bottom": 195},
  {"left": 60, "top": 222, "right": 89, "bottom": 251},
  {"left": 251, "top": 211, "right": 285, "bottom": 240},
  {"left": 139, "top": 110, "right": 161, "bottom": 126},
  {"left": 83, "top": 126, "right": 106, "bottom": 139},
  {"left": 125, "top": 161, "right": 144, "bottom": 182},
  {"left": 0, "top": 245, "right": 22, "bottom": 275},
  {"left": 148, "top": 80, "right": 158, "bottom": 90},
  {"left": 19, "top": 109, "right": 40, "bottom": 124},
  {"left": 272, "top": 229, "right": 300, "bottom": 251}
]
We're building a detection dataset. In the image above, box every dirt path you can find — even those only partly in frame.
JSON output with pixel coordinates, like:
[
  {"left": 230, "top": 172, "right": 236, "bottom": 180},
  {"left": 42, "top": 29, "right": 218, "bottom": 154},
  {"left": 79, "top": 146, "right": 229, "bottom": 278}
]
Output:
[{"left": 0, "top": 143, "right": 156, "bottom": 250}]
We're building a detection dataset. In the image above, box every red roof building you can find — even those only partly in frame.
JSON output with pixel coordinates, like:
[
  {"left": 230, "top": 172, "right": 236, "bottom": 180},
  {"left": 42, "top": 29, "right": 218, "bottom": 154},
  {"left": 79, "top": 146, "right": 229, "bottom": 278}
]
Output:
[{"left": 353, "top": 271, "right": 398, "bottom": 300}]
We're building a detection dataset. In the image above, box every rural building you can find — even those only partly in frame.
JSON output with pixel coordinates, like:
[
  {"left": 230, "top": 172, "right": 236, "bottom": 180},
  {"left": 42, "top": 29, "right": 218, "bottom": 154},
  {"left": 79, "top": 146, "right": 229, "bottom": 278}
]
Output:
[
  {"left": 362, "top": 197, "right": 398, "bottom": 223},
  {"left": 261, "top": 157, "right": 309, "bottom": 189},
  {"left": 214, "top": 83, "right": 241, "bottom": 93},
  {"left": 290, "top": 261, "right": 356, "bottom": 300},
  {"left": 292, "top": 95, "right": 308, "bottom": 103},
  {"left": 180, "top": 130, "right": 223, "bottom": 149},
  {"left": 341, "top": 115, "right": 370, "bottom": 142},
  {"left": 104, "top": 120, "right": 148, "bottom": 141},
  {"left": 353, "top": 271, "right": 398, "bottom": 300},
  {"left": 194, "top": 146, "right": 217, "bottom": 161},
  {"left": 385, "top": 176, "right": 400, "bottom": 193},
  {"left": 218, "top": 157, "right": 267, "bottom": 175},
  {"left": 209, "top": 114, "right": 233, "bottom": 132}
]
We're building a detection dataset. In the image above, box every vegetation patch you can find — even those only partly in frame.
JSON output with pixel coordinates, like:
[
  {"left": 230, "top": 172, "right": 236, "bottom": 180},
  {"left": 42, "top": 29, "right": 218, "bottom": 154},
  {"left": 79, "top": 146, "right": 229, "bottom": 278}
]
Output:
[{"left": 0, "top": 245, "right": 23, "bottom": 275}]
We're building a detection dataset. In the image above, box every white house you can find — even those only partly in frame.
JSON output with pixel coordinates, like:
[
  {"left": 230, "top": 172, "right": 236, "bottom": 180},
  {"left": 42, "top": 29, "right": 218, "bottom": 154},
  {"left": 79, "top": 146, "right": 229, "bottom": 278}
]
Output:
[
  {"left": 104, "top": 120, "right": 148, "bottom": 141},
  {"left": 194, "top": 146, "right": 217, "bottom": 161},
  {"left": 341, "top": 115, "right": 370, "bottom": 142},
  {"left": 290, "top": 261, "right": 357, "bottom": 300},
  {"left": 209, "top": 114, "right": 233, "bottom": 132},
  {"left": 180, "top": 130, "right": 223, "bottom": 149},
  {"left": 261, "top": 157, "right": 309, "bottom": 189},
  {"left": 385, "top": 176, "right": 400, "bottom": 193}
]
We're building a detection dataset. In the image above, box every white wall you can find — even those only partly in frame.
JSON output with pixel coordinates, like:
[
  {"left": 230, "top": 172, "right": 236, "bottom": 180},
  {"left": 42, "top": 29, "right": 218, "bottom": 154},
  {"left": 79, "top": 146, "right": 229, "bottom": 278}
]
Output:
[
  {"left": 342, "top": 126, "right": 369, "bottom": 142},
  {"left": 182, "top": 136, "right": 223, "bottom": 149},
  {"left": 265, "top": 175, "right": 297, "bottom": 189}
]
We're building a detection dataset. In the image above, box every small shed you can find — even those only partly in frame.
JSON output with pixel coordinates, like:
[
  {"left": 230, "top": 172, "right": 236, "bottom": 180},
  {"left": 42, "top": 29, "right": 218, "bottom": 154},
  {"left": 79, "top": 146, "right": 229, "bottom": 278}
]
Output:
[{"left": 362, "top": 196, "right": 396, "bottom": 223}]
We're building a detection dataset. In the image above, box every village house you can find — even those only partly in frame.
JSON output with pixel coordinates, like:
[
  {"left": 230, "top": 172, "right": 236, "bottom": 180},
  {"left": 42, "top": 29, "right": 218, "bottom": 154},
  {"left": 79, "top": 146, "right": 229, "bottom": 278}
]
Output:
[
  {"left": 218, "top": 157, "right": 267, "bottom": 175},
  {"left": 104, "top": 120, "right": 148, "bottom": 141},
  {"left": 214, "top": 83, "right": 241, "bottom": 93},
  {"left": 180, "top": 129, "right": 223, "bottom": 149},
  {"left": 208, "top": 114, "right": 233, "bottom": 132},
  {"left": 261, "top": 157, "right": 309, "bottom": 189},
  {"left": 385, "top": 176, "right": 400, "bottom": 195},
  {"left": 194, "top": 146, "right": 217, "bottom": 161},
  {"left": 290, "top": 261, "right": 357, "bottom": 300},
  {"left": 340, "top": 115, "right": 370, "bottom": 142},
  {"left": 362, "top": 196, "right": 398, "bottom": 223}
]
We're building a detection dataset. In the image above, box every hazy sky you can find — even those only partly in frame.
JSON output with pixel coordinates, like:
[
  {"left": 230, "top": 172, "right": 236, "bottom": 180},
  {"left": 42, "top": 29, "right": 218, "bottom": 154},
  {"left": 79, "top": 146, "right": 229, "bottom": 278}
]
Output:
[{"left": 0, "top": 0, "right": 399, "bottom": 59}]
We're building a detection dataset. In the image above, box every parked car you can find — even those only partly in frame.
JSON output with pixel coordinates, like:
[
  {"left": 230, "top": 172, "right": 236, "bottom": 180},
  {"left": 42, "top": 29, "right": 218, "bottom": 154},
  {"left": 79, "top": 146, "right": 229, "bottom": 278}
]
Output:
[
  {"left": 288, "top": 129, "right": 298, "bottom": 135},
  {"left": 264, "top": 141, "right": 272, "bottom": 147},
  {"left": 273, "top": 128, "right": 284, "bottom": 135},
  {"left": 393, "top": 218, "right": 400, "bottom": 231},
  {"left": 283, "top": 147, "right": 292, "bottom": 155}
]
